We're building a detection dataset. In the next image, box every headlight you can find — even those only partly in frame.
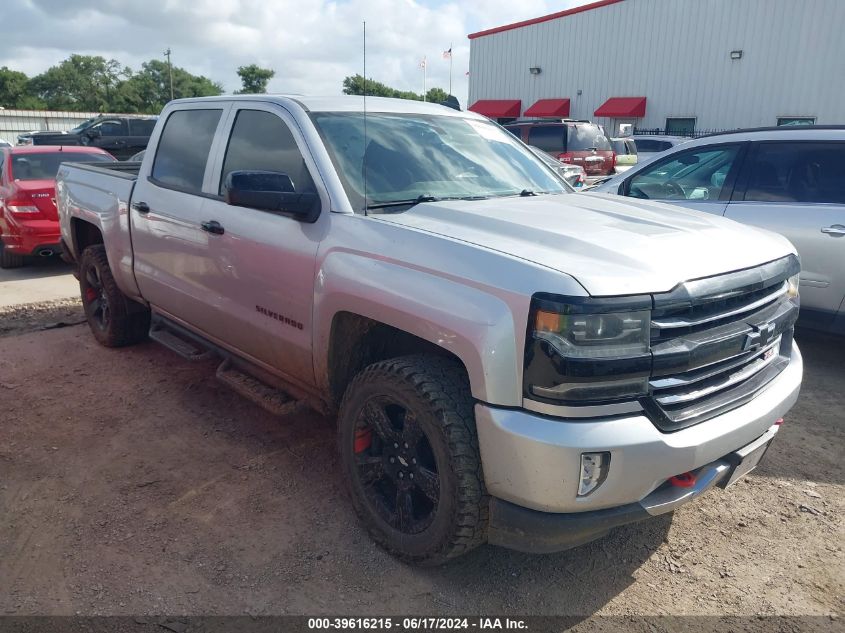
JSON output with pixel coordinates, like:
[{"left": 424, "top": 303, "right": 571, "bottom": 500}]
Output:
[
  {"left": 787, "top": 273, "right": 799, "bottom": 299},
  {"left": 534, "top": 309, "right": 650, "bottom": 358},
  {"left": 524, "top": 295, "right": 652, "bottom": 406}
]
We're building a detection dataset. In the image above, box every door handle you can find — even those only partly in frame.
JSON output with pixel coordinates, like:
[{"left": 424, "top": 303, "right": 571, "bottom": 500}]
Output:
[
  {"left": 201, "top": 220, "right": 224, "bottom": 235},
  {"left": 821, "top": 225, "right": 845, "bottom": 237},
  {"left": 132, "top": 201, "right": 150, "bottom": 214}
]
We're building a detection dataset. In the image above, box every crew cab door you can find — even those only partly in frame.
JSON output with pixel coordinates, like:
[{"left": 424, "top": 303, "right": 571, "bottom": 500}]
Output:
[
  {"left": 620, "top": 142, "right": 747, "bottom": 216},
  {"left": 725, "top": 140, "right": 845, "bottom": 327},
  {"left": 130, "top": 103, "right": 232, "bottom": 339},
  {"left": 195, "top": 104, "right": 325, "bottom": 383}
]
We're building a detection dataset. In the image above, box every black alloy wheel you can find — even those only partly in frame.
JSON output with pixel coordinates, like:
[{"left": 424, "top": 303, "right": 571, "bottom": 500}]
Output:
[{"left": 353, "top": 396, "right": 441, "bottom": 534}]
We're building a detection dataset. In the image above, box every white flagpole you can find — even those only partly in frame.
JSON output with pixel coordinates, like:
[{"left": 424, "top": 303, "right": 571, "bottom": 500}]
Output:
[
  {"left": 449, "top": 43, "right": 453, "bottom": 95},
  {"left": 423, "top": 57, "right": 427, "bottom": 101}
]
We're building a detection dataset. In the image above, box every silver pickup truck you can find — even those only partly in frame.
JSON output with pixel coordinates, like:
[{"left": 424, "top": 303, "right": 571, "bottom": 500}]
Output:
[{"left": 57, "top": 95, "right": 803, "bottom": 565}]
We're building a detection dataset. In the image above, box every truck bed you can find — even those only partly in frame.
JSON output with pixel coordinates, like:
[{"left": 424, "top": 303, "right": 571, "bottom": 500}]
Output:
[{"left": 57, "top": 160, "right": 141, "bottom": 299}]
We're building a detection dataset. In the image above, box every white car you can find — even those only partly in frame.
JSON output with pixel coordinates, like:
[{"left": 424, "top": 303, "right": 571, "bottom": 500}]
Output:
[
  {"left": 589, "top": 126, "right": 845, "bottom": 334},
  {"left": 631, "top": 134, "right": 690, "bottom": 158},
  {"left": 611, "top": 137, "right": 638, "bottom": 173}
]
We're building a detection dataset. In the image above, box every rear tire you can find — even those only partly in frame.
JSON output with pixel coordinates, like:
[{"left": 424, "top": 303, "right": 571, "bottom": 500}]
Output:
[
  {"left": 0, "top": 242, "right": 25, "bottom": 269},
  {"left": 79, "top": 245, "right": 150, "bottom": 347},
  {"left": 338, "top": 354, "right": 488, "bottom": 565}
]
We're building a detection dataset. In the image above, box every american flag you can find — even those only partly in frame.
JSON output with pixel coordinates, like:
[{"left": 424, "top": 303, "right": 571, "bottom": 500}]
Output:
[{"left": 442, "top": 47, "right": 452, "bottom": 60}]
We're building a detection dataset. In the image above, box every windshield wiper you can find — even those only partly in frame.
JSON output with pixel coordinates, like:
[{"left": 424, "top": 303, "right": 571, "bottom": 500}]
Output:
[
  {"left": 520, "top": 189, "right": 537, "bottom": 197},
  {"left": 366, "top": 194, "right": 440, "bottom": 210}
]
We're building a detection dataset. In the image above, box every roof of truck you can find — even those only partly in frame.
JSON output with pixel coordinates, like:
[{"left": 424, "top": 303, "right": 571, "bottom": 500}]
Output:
[{"left": 170, "top": 94, "right": 477, "bottom": 117}]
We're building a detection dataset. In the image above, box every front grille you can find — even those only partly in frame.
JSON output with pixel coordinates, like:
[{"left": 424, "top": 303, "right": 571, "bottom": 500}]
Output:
[{"left": 643, "top": 256, "right": 799, "bottom": 431}]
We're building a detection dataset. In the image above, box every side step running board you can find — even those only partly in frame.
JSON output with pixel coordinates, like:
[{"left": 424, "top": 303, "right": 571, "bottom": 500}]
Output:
[
  {"left": 216, "top": 359, "right": 304, "bottom": 417},
  {"left": 149, "top": 320, "right": 216, "bottom": 362}
]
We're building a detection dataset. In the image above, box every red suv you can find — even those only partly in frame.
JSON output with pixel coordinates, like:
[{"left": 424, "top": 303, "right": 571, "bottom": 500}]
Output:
[
  {"left": 0, "top": 146, "right": 114, "bottom": 268},
  {"left": 504, "top": 119, "right": 616, "bottom": 178}
]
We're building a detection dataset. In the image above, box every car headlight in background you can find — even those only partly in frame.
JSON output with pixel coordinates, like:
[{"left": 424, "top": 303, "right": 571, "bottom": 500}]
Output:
[{"left": 524, "top": 295, "right": 652, "bottom": 406}]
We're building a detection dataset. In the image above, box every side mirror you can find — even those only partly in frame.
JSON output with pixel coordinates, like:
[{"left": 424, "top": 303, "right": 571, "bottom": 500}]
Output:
[
  {"left": 87, "top": 128, "right": 102, "bottom": 138},
  {"left": 223, "top": 170, "right": 320, "bottom": 223}
]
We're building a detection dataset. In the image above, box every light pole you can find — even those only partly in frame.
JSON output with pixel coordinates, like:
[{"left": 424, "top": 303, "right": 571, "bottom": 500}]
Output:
[{"left": 164, "top": 48, "right": 174, "bottom": 101}]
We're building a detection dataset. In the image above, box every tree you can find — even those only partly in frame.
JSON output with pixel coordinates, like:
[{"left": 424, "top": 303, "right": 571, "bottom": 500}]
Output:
[
  {"left": 342, "top": 74, "right": 448, "bottom": 103},
  {"left": 0, "top": 67, "right": 44, "bottom": 109},
  {"left": 425, "top": 87, "right": 450, "bottom": 104},
  {"left": 29, "top": 55, "right": 129, "bottom": 111},
  {"left": 236, "top": 64, "right": 275, "bottom": 94},
  {"left": 118, "top": 60, "right": 223, "bottom": 113}
]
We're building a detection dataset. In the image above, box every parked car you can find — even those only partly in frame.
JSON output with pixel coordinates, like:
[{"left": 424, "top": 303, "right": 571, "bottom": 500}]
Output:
[
  {"left": 527, "top": 144, "right": 585, "bottom": 188},
  {"left": 0, "top": 145, "right": 115, "bottom": 268},
  {"left": 611, "top": 137, "right": 638, "bottom": 172},
  {"left": 590, "top": 126, "right": 845, "bottom": 334},
  {"left": 505, "top": 119, "right": 615, "bottom": 178},
  {"left": 631, "top": 134, "right": 689, "bottom": 157},
  {"left": 18, "top": 115, "right": 158, "bottom": 161},
  {"left": 58, "top": 96, "right": 802, "bottom": 564},
  {"left": 0, "top": 139, "right": 11, "bottom": 148}
]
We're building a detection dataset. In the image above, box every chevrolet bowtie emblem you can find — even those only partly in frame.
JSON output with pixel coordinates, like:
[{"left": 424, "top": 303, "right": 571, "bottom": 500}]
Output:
[{"left": 743, "top": 322, "right": 776, "bottom": 351}]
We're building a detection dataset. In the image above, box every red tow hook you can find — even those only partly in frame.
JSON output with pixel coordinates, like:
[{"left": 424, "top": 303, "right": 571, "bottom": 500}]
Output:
[{"left": 669, "top": 471, "right": 697, "bottom": 488}]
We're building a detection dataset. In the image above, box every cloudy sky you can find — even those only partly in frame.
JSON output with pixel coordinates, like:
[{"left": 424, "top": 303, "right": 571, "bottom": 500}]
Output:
[{"left": 1, "top": 0, "right": 590, "bottom": 107}]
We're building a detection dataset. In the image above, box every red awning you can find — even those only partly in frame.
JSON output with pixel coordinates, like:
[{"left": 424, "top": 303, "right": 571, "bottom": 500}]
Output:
[
  {"left": 468, "top": 99, "right": 521, "bottom": 118},
  {"left": 524, "top": 98, "right": 571, "bottom": 118},
  {"left": 594, "top": 97, "right": 647, "bottom": 118}
]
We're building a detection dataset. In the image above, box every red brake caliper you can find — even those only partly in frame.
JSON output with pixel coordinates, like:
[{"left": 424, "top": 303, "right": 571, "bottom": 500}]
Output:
[
  {"left": 85, "top": 287, "right": 98, "bottom": 302},
  {"left": 354, "top": 428, "right": 372, "bottom": 453}
]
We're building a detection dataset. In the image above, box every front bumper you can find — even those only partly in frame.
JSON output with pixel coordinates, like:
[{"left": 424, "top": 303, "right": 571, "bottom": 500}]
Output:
[
  {"left": 476, "top": 342, "right": 801, "bottom": 532},
  {"left": 488, "top": 428, "right": 774, "bottom": 553}
]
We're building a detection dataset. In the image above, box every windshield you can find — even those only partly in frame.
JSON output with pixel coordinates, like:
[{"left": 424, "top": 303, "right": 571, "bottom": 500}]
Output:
[
  {"left": 311, "top": 112, "right": 567, "bottom": 211},
  {"left": 11, "top": 152, "right": 114, "bottom": 180}
]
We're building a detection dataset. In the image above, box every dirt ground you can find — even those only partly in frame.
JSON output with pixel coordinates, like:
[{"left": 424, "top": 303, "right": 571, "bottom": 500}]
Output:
[{"left": 0, "top": 308, "right": 842, "bottom": 623}]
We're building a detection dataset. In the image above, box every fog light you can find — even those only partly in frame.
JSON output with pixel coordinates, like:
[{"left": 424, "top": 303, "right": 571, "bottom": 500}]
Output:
[{"left": 578, "top": 452, "right": 610, "bottom": 496}]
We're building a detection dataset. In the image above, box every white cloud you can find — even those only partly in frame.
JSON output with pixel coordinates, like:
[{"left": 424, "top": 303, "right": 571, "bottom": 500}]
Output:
[{"left": 0, "top": 0, "right": 583, "bottom": 108}]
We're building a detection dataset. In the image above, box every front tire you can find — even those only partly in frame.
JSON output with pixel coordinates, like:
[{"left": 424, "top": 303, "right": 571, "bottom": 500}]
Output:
[
  {"left": 338, "top": 355, "right": 488, "bottom": 565},
  {"left": 79, "top": 245, "right": 150, "bottom": 347}
]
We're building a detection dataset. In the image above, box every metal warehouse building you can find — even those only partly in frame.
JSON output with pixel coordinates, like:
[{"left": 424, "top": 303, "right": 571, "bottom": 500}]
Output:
[{"left": 467, "top": 0, "right": 845, "bottom": 135}]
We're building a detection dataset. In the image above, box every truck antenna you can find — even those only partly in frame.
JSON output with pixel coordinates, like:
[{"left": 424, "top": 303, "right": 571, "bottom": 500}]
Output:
[{"left": 363, "top": 20, "right": 368, "bottom": 216}]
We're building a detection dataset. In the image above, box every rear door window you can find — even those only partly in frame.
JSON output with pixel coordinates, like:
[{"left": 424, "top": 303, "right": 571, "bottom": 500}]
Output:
[
  {"left": 528, "top": 126, "right": 564, "bottom": 153},
  {"left": 742, "top": 142, "right": 845, "bottom": 204},
  {"left": 151, "top": 109, "right": 222, "bottom": 193}
]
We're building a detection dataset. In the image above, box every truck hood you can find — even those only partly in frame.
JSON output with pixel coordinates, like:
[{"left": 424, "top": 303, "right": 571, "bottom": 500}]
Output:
[{"left": 375, "top": 193, "right": 795, "bottom": 296}]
